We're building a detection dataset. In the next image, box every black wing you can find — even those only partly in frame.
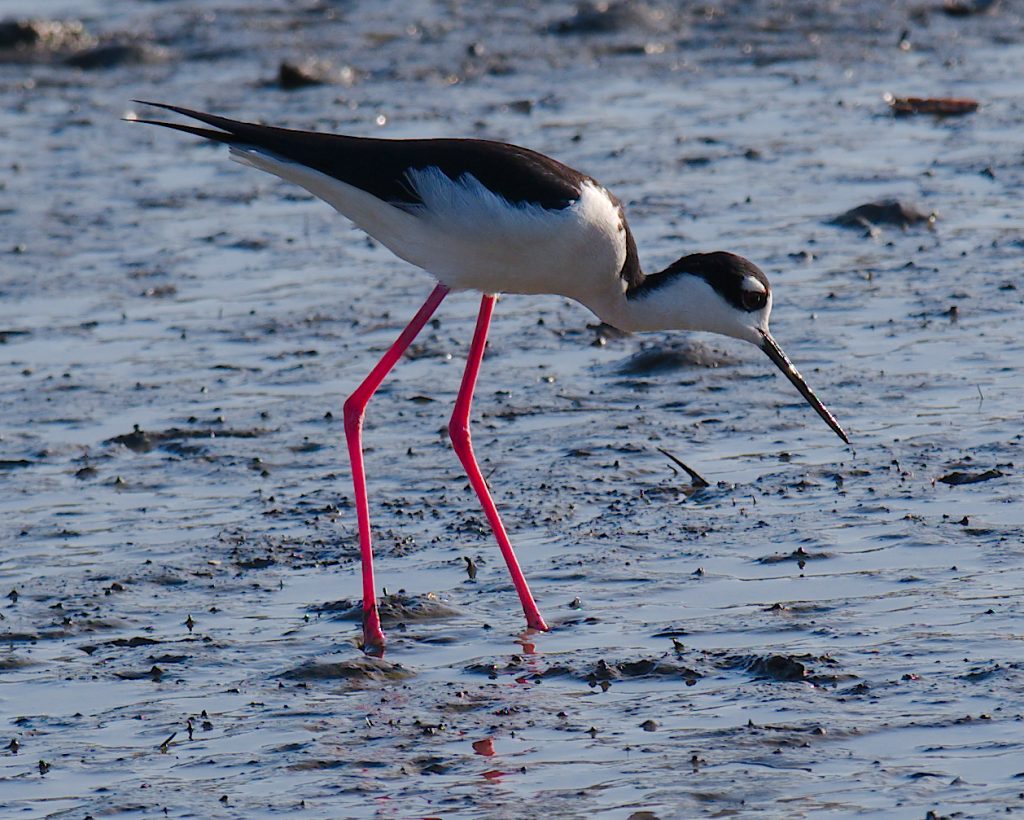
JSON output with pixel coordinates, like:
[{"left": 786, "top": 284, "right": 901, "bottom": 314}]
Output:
[{"left": 131, "top": 101, "right": 588, "bottom": 211}]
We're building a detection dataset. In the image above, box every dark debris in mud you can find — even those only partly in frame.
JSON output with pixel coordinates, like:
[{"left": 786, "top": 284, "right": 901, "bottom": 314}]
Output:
[
  {"left": 717, "top": 653, "right": 853, "bottom": 686},
  {"left": 547, "top": 1, "right": 674, "bottom": 37},
  {"left": 114, "top": 664, "right": 169, "bottom": 682},
  {"left": 941, "top": 0, "right": 999, "bottom": 16},
  {"left": 757, "top": 546, "right": 831, "bottom": 565},
  {"left": 464, "top": 653, "right": 703, "bottom": 686},
  {"left": 105, "top": 424, "right": 269, "bottom": 454},
  {"left": 614, "top": 340, "right": 737, "bottom": 374},
  {"left": 885, "top": 93, "right": 980, "bottom": 117},
  {"left": 657, "top": 447, "right": 710, "bottom": 489},
  {"left": 464, "top": 648, "right": 852, "bottom": 689},
  {"left": 586, "top": 657, "right": 702, "bottom": 685},
  {"left": 0, "top": 18, "right": 90, "bottom": 58},
  {"left": 275, "top": 58, "right": 358, "bottom": 90},
  {"left": 830, "top": 199, "right": 936, "bottom": 233},
  {"left": 0, "top": 17, "right": 170, "bottom": 69},
  {"left": 938, "top": 468, "right": 1005, "bottom": 485},
  {"left": 280, "top": 657, "right": 412, "bottom": 683},
  {"left": 0, "top": 459, "right": 33, "bottom": 470},
  {"left": 314, "top": 592, "right": 461, "bottom": 626}
]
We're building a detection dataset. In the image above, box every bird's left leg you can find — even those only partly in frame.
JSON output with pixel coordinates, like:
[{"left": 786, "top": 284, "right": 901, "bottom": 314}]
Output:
[
  {"left": 448, "top": 294, "right": 549, "bottom": 632},
  {"left": 343, "top": 283, "right": 450, "bottom": 655}
]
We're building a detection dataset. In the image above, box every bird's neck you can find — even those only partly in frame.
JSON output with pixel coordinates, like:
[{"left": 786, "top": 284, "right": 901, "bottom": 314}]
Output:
[{"left": 580, "top": 265, "right": 718, "bottom": 335}]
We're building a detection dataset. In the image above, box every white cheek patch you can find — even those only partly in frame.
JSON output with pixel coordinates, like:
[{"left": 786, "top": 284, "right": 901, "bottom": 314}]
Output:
[{"left": 741, "top": 276, "right": 767, "bottom": 294}]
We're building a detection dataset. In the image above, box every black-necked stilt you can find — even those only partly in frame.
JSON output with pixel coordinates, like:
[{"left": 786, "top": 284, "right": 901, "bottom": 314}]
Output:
[{"left": 132, "top": 102, "right": 849, "bottom": 654}]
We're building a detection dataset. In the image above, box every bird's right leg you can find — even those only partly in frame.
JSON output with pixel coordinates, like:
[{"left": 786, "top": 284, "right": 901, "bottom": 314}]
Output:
[
  {"left": 448, "top": 294, "right": 549, "bottom": 633},
  {"left": 343, "top": 283, "right": 449, "bottom": 655}
]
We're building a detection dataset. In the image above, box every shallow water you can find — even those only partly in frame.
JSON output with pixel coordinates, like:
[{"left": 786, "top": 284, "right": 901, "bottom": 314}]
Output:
[{"left": 2, "top": 1, "right": 1023, "bottom": 817}]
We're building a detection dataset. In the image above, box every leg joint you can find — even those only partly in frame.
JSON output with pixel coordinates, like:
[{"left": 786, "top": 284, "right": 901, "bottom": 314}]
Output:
[
  {"left": 343, "top": 392, "right": 365, "bottom": 434},
  {"left": 448, "top": 417, "right": 471, "bottom": 448}
]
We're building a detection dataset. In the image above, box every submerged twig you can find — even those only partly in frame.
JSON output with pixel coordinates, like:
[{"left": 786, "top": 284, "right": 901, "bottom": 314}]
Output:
[{"left": 656, "top": 447, "right": 710, "bottom": 488}]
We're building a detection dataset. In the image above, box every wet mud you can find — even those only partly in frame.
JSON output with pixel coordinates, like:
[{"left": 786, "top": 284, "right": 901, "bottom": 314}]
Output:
[{"left": 2, "top": 0, "right": 1024, "bottom": 817}]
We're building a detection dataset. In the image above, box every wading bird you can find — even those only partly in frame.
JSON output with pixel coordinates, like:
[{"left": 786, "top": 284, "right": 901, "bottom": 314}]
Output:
[{"left": 132, "top": 102, "right": 848, "bottom": 654}]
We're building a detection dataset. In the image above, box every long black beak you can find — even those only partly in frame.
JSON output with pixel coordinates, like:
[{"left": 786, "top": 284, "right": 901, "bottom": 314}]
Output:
[{"left": 760, "top": 331, "right": 849, "bottom": 444}]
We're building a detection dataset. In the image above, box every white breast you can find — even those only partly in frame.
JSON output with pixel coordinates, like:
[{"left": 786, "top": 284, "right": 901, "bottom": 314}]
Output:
[{"left": 230, "top": 146, "right": 627, "bottom": 299}]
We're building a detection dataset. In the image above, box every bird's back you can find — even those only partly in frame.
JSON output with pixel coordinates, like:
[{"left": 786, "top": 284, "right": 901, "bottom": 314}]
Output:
[{"left": 136, "top": 103, "right": 587, "bottom": 211}]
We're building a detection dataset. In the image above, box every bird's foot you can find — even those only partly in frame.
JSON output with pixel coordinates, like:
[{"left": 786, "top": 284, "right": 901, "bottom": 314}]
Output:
[
  {"left": 361, "top": 607, "right": 386, "bottom": 657},
  {"left": 525, "top": 613, "right": 550, "bottom": 632}
]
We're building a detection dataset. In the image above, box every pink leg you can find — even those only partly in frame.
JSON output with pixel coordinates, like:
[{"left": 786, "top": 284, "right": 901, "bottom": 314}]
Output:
[
  {"left": 344, "top": 283, "right": 449, "bottom": 654},
  {"left": 449, "top": 295, "right": 549, "bottom": 632}
]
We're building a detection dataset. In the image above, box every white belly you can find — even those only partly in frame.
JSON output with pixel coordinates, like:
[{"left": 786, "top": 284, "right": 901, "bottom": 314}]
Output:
[{"left": 230, "top": 147, "right": 627, "bottom": 300}]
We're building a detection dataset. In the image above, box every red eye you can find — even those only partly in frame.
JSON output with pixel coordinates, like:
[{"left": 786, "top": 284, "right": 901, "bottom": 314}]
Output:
[{"left": 741, "top": 290, "right": 767, "bottom": 311}]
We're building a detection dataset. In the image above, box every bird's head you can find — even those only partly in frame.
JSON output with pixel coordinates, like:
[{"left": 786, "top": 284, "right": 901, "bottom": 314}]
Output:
[{"left": 626, "top": 251, "right": 849, "bottom": 444}]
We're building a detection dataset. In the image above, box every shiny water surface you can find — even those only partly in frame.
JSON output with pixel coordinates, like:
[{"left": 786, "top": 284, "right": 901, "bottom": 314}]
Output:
[{"left": 2, "top": 1, "right": 1023, "bottom": 817}]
